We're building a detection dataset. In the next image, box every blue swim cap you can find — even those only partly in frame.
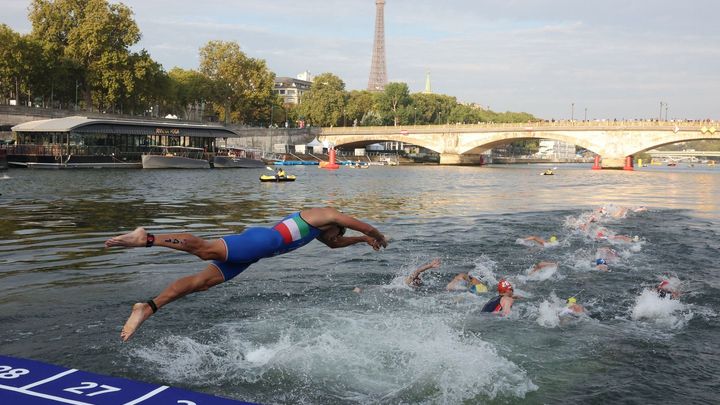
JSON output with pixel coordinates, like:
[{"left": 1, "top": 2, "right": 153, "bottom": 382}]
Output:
[{"left": 596, "top": 258, "right": 607, "bottom": 265}]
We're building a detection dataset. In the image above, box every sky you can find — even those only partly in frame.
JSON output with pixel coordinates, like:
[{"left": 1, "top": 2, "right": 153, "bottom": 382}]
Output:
[{"left": 2, "top": 0, "right": 719, "bottom": 120}]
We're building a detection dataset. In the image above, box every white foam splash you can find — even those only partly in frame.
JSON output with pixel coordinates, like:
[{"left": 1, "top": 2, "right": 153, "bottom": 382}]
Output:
[
  {"left": 133, "top": 309, "right": 538, "bottom": 402},
  {"left": 630, "top": 289, "right": 692, "bottom": 329}
]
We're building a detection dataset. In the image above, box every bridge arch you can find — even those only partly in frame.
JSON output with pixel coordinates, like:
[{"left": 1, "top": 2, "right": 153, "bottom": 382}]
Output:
[
  {"left": 625, "top": 132, "right": 720, "bottom": 156},
  {"left": 324, "top": 134, "right": 443, "bottom": 154},
  {"left": 457, "top": 131, "right": 598, "bottom": 155}
]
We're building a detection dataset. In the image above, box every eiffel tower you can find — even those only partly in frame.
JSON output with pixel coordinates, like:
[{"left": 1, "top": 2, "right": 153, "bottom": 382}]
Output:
[{"left": 367, "top": 0, "right": 387, "bottom": 91}]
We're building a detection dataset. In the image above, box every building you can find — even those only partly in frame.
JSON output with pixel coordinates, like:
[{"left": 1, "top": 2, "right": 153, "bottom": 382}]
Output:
[
  {"left": 537, "top": 139, "right": 576, "bottom": 160},
  {"left": 6, "top": 116, "right": 238, "bottom": 168},
  {"left": 273, "top": 73, "right": 313, "bottom": 105}
]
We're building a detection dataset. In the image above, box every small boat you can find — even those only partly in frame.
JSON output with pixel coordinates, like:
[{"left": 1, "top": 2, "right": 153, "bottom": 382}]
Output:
[
  {"left": 141, "top": 146, "right": 210, "bottom": 169},
  {"left": 541, "top": 169, "right": 554, "bottom": 175},
  {"left": 260, "top": 174, "right": 296, "bottom": 182},
  {"left": 213, "top": 147, "right": 265, "bottom": 168}
]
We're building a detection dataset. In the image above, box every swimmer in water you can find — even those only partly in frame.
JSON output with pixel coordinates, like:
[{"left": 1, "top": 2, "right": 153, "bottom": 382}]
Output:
[
  {"left": 596, "top": 231, "right": 639, "bottom": 243},
  {"left": 480, "top": 279, "right": 515, "bottom": 315},
  {"left": 656, "top": 279, "right": 680, "bottom": 299},
  {"left": 530, "top": 261, "right": 558, "bottom": 274},
  {"left": 105, "top": 207, "right": 388, "bottom": 341},
  {"left": 404, "top": 258, "right": 441, "bottom": 288},
  {"left": 446, "top": 272, "right": 488, "bottom": 294},
  {"left": 595, "top": 258, "right": 610, "bottom": 271},
  {"left": 560, "top": 296, "right": 586, "bottom": 315},
  {"left": 523, "top": 235, "right": 558, "bottom": 246}
]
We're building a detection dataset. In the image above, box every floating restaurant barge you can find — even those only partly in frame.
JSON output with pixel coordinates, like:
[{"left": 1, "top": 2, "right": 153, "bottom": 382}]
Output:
[{"left": 4, "top": 116, "right": 255, "bottom": 169}]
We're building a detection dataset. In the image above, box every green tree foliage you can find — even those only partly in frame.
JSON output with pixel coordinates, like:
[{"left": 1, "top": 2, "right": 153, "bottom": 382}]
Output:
[
  {"left": 297, "top": 72, "right": 346, "bottom": 126},
  {"left": 377, "top": 82, "right": 410, "bottom": 126},
  {"left": 25, "top": 0, "right": 171, "bottom": 113},
  {"left": 199, "top": 40, "right": 275, "bottom": 124},
  {"left": 167, "top": 68, "right": 213, "bottom": 120},
  {"left": 345, "top": 90, "right": 375, "bottom": 126}
]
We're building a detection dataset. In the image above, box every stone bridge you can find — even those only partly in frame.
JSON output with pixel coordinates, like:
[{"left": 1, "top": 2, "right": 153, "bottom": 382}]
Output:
[{"left": 319, "top": 121, "right": 719, "bottom": 168}]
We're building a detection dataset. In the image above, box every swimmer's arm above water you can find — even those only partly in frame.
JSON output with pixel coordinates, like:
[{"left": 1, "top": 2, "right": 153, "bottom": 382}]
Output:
[
  {"left": 319, "top": 234, "right": 380, "bottom": 249},
  {"left": 307, "top": 207, "right": 388, "bottom": 249}
]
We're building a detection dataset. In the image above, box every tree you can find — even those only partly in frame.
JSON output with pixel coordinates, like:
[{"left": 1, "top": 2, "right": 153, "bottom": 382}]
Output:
[
  {"left": 168, "top": 67, "right": 213, "bottom": 120},
  {"left": 377, "top": 82, "right": 410, "bottom": 126},
  {"left": 199, "top": 40, "right": 276, "bottom": 124},
  {"left": 297, "top": 72, "right": 346, "bottom": 126},
  {"left": 345, "top": 90, "right": 375, "bottom": 126},
  {"left": 29, "top": 0, "right": 142, "bottom": 110}
]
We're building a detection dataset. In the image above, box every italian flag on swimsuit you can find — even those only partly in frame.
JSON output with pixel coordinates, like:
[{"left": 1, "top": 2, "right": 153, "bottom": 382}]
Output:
[{"left": 274, "top": 215, "right": 311, "bottom": 244}]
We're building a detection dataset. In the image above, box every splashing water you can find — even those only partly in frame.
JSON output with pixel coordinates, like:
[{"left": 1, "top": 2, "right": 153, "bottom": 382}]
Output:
[
  {"left": 631, "top": 289, "right": 692, "bottom": 329},
  {"left": 134, "top": 309, "right": 538, "bottom": 403}
]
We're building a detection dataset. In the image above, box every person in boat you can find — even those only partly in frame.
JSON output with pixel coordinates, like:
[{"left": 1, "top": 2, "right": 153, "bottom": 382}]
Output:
[
  {"left": 404, "top": 258, "right": 441, "bottom": 288},
  {"left": 446, "top": 272, "right": 488, "bottom": 294},
  {"left": 481, "top": 279, "right": 515, "bottom": 315},
  {"left": 276, "top": 168, "right": 287, "bottom": 179},
  {"left": 656, "top": 279, "right": 680, "bottom": 299},
  {"left": 105, "top": 207, "right": 388, "bottom": 342}
]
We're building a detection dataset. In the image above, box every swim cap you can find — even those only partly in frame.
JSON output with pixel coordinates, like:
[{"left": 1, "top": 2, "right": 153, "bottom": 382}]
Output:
[
  {"left": 658, "top": 280, "right": 670, "bottom": 289},
  {"left": 596, "top": 258, "right": 607, "bottom": 265},
  {"left": 549, "top": 236, "right": 558, "bottom": 243},
  {"left": 497, "top": 279, "right": 513, "bottom": 294},
  {"left": 597, "top": 231, "right": 605, "bottom": 238},
  {"left": 469, "top": 282, "right": 488, "bottom": 294},
  {"left": 567, "top": 297, "right": 577, "bottom": 306}
]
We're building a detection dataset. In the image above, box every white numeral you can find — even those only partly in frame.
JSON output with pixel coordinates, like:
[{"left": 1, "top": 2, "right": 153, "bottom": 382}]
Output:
[
  {"left": 64, "top": 382, "right": 121, "bottom": 397},
  {"left": 177, "top": 401, "right": 197, "bottom": 405},
  {"left": 0, "top": 366, "right": 30, "bottom": 379}
]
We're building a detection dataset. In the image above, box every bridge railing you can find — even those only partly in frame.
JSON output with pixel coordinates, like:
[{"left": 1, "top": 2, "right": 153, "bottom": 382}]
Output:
[{"left": 320, "top": 120, "right": 718, "bottom": 134}]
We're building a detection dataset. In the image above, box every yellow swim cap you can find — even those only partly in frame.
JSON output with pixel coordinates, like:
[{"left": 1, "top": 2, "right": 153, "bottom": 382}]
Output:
[
  {"left": 470, "top": 283, "right": 488, "bottom": 294},
  {"left": 567, "top": 297, "right": 577, "bottom": 306},
  {"left": 549, "top": 236, "right": 558, "bottom": 243}
]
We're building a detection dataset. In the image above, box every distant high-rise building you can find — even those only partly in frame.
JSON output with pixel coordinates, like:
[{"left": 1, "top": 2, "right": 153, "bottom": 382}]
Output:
[
  {"left": 368, "top": 0, "right": 387, "bottom": 92},
  {"left": 424, "top": 70, "right": 432, "bottom": 94}
]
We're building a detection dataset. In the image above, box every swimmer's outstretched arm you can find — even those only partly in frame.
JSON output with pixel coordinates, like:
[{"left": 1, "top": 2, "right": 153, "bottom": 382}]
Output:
[
  {"left": 408, "top": 258, "right": 441, "bottom": 279},
  {"left": 305, "top": 207, "right": 387, "bottom": 248}
]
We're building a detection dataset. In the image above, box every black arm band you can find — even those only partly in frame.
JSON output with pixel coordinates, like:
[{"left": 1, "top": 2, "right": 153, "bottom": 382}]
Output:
[{"left": 146, "top": 299, "right": 158, "bottom": 313}]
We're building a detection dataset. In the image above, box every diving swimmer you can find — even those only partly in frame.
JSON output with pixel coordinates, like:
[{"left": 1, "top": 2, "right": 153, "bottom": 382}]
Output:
[
  {"left": 480, "top": 279, "right": 515, "bottom": 315},
  {"left": 105, "top": 207, "right": 388, "bottom": 341}
]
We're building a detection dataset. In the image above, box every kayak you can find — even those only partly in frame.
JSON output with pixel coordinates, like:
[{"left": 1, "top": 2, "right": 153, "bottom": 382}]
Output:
[{"left": 260, "top": 175, "right": 296, "bottom": 182}]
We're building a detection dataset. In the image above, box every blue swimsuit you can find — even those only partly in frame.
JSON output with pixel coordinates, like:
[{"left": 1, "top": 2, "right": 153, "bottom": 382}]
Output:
[{"left": 212, "top": 212, "right": 322, "bottom": 281}]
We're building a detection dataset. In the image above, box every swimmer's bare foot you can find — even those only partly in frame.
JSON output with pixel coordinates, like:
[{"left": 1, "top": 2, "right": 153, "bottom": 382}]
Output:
[
  {"left": 121, "top": 302, "right": 154, "bottom": 342},
  {"left": 105, "top": 227, "right": 148, "bottom": 248}
]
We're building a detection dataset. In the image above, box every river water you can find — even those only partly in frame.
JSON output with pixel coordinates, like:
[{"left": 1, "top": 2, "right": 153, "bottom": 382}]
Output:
[{"left": 0, "top": 164, "right": 718, "bottom": 404}]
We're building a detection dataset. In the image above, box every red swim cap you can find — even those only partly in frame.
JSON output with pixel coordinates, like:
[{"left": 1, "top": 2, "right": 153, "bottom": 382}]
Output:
[{"left": 498, "top": 279, "right": 513, "bottom": 294}]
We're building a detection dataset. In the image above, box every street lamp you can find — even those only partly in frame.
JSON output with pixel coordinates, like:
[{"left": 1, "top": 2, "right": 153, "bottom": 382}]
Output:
[
  {"left": 414, "top": 107, "right": 417, "bottom": 125},
  {"left": 75, "top": 80, "right": 79, "bottom": 111},
  {"left": 665, "top": 103, "right": 669, "bottom": 121},
  {"left": 571, "top": 103, "right": 575, "bottom": 121},
  {"left": 270, "top": 104, "right": 274, "bottom": 127},
  {"left": 584, "top": 107, "right": 587, "bottom": 122}
]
